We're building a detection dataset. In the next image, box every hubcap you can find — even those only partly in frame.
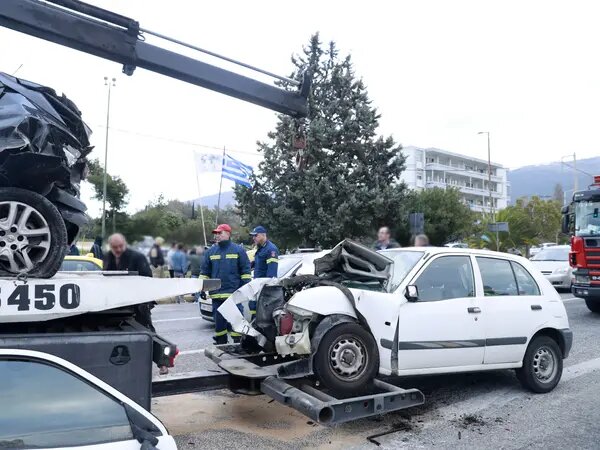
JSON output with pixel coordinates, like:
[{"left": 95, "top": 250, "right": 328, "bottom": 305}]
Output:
[
  {"left": 329, "top": 337, "right": 367, "bottom": 381},
  {"left": 0, "top": 201, "right": 51, "bottom": 273},
  {"left": 532, "top": 346, "right": 557, "bottom": 383}
]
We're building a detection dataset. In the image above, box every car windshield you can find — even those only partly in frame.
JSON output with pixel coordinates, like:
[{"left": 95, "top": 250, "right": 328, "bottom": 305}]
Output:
[
  {"left": 531, "top": 247, "right": 569, "bottom": 261},
  {"left": 378, "top": 250, "right": 425, "bottom": 291},
  {"left": 277, "top": 256, "right": 303, "bottom": 277},
  {"left": 575, "top": 201, "right": 600, "bottom": 236}
]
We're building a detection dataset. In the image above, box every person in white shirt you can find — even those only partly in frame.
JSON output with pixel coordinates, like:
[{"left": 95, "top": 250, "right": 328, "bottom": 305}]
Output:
[{"left": 166, "top": 242, "right": 176, "bottom": 278}]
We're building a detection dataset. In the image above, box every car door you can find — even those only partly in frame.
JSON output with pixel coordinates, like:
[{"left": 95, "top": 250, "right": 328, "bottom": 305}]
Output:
[
  {"left": 0, "top": 354, "right": 175, "bottom": 450},
  {"left": 474, "top": 256, "right": 543, "bottom": 364},
  {"left": 397, "top": 255, "right": 485, "bottom": 371}
]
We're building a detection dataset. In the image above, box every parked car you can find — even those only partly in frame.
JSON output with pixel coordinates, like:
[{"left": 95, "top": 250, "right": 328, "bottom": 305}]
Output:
[
  {"left": 444, "top": 242, "right": 469, "bottom": 248},
  {"left": 530, "top": 245, "right": 572, "bottom": 290},
  {"left": 530, "top": 242, "right": 557, "bottom": 257},
  {"left": 59, "top": 253, "right": 103, "bottom": 271},
  {"left": 221, "top": 240, "right": 572, "bottom": 396},
  {"left": 0, "top": 348, "right": 176, "bottom": 449},
  {"left": 199, "top": 251, "right": 330, "bottom": 321}
]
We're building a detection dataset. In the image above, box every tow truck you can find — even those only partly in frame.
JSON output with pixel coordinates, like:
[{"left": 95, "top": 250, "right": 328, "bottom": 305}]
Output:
[
  {"left": 0, "top": 0, "right": 424, "bottom": 432},
  {"left": 562, "top": 175, "right": 600, "bottom": 313}
]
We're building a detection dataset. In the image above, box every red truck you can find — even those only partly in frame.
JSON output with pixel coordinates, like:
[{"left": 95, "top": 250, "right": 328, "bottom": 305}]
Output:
[{"left": 562, "top": 176, "right": 600, "bottom": 312}]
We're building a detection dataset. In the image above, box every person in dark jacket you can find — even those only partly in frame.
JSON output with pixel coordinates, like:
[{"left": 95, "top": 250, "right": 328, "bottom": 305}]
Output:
[
  {"left": 373, "top": 226, "right": 400, "bottom": 250},
  {"left": 188, "top": 247, "right": 202, "bottom": 303},
  {"left": 149, "top": 237, "right": 165, "bottom": 276},
  {"left": 200, "top": 224, "right": 252, "bottom": 344},
  {"left": 69, "top": 244, "right": 80, "bottom": 255},
  {"left": 90, "top": 236, "right": 103, "bottom": 260},
  {"left": 250, "top": 225, "right": 279, "bottom": 319},
  {"left": 103, "top": 233, "right": 154, "bottom": 326}
]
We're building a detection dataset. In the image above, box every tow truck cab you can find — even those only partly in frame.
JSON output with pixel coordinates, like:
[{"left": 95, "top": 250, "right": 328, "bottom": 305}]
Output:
[{"left": 562, "top": 175, "right": 600, "bottom": 312}]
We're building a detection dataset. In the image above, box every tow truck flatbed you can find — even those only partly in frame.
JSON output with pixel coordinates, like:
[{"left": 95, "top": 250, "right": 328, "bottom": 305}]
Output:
[{"left": 205, "top": 343, "right": 425, "bottom": 425}]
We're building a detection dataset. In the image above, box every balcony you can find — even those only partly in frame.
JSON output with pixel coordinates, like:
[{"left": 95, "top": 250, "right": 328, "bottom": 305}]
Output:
[{"left": 425, "top": 161, "right": 502, "bottom": 181}]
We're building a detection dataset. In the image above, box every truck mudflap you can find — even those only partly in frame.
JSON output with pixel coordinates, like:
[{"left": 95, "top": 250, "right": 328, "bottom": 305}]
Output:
[{"left": 204, "top": 344, "right": 425, "bottom": 425}]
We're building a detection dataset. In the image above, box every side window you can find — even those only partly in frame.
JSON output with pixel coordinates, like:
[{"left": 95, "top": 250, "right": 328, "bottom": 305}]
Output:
[
  {"left": 477, "top": 257, "right": 518, "bottom": 296},
  {"left": 414, "top": 256, "right": 474, "bottom": 302},
  {"left": 511, "top": 262, "right": 541, "bottom": 295},
  {"left": 0, "top": 359, "right": 133, "bottom": 448}
]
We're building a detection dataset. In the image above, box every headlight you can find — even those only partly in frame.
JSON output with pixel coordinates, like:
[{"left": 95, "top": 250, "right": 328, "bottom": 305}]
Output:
[
  {"left": 554, "top": 267, "right": 569, "bottom": 274},
  {"left": 576, "top": 274, "right": 590, "bottom": 284}
]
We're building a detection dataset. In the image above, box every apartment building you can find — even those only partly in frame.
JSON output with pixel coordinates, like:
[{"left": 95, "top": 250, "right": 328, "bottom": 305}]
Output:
[{"left": 400, "top": 146, "right": 510, "bottom": 212}]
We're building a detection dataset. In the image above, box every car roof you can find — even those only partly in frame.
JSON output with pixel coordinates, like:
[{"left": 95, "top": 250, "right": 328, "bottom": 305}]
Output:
[
  {"left": 64, "top": 254, "right": 103, "bottom": 266},
  {"left": 380, "top": 246, "right": 530, "bottom": 261}
]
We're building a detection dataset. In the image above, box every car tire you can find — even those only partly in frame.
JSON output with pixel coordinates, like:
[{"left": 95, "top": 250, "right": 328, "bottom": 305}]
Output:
[
  {"left": 515, "top": 336, "right": 563, "bottom": 393},
  {"left": 313, "top": 322, "right": 379, "bottom": 396},
  {"left": 0, "top": 187, "right": 67, "bottom": 278},
  {"left": 585, "top": 298, "right": 600, "bottom": 313}
]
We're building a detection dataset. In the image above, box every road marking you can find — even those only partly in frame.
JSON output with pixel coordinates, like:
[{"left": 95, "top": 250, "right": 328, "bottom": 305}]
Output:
[
  {"left": 563, "top": 297, "right": 582, "bottom": 303},
  {"left": 154, "top": 316, "right": 203, "bottom": 323},
  {"left": 178, "top": 348, "right": 205, "bottom": 356}
]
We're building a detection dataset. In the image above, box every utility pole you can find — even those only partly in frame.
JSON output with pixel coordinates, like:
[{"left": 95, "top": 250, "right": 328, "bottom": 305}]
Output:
[
  {"left": 101, "top": 76, "right": 116, "bottom": 240},
  {"left": 478, "top": 131, "right": 494, "bottom": 221}
]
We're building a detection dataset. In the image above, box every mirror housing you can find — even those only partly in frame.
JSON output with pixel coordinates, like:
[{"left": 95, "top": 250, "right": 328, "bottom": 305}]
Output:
[
  {"left": 561, "top": 214, "right": 570, "bottom": 235},
  {"left": 405, "top": 285, "right": 419, "bottom": 302}
]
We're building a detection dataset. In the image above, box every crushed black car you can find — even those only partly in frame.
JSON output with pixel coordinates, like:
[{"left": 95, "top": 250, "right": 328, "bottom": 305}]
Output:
[{"left": 0, "top": 72, "right": 90, "bottom": 277}]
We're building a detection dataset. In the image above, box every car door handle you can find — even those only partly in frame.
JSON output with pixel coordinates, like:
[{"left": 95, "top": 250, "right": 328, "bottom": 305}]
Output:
[
  {"left": 467, "top": 307, "right": 481, "bottom": 314},
  {"left": 531, "top": 304, "right": 542, "bottom": 311}
]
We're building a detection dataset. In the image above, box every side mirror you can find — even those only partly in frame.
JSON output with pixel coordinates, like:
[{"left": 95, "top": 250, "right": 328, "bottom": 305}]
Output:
[{"left": 405, "top": 285, "right": 419, "bottom": 302}]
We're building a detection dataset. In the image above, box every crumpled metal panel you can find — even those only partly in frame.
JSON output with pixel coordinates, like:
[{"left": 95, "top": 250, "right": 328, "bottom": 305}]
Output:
[{"left": 0, "top": 72, "right": 92, "bottom": 196}]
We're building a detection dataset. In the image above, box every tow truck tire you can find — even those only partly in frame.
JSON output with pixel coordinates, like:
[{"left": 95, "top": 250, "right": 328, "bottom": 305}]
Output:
[
  {"left": 0, "top": 187, "right": 67, "bottom": 278},
  {"left": 313, "top": 322, "right": 379, "bottom": 396},
  {"left": 516, "top": 336, "right": 563, "bottom": 394},
  {"left": 584, "top": 298, "right": 600, "bottom": 313}
]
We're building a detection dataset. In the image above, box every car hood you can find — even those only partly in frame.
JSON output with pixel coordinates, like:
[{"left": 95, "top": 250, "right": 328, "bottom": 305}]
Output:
[
  {"left": 314, "top": 239, "right": 392, "bottom": 283},
  {"left": 531, "top": 260, "right": 570, "bottom": 272}
]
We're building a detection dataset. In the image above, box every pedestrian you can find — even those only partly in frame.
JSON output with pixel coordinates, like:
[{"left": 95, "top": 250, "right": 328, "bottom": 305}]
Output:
[
  {"left": 188, "top": 247, "right": 202, "bottom": 303},
  {"left": 166, "top": 242, "right": 176, "bottom": 278},
  {"left": 250, "top": 225, "right": 279, "bottom": 319},
  {"left": 200, "top": 224, "right": 252, "bottom": 344},
  {"left": 69, "top": 244, "right": 80, "bottom": 255},
  {"left": 373, "top": 226, "right": 400, "bottom": 250},
  {"left": 414, "top": 234, "right": 430, "bottom": 247},
  {"left": 171, "top": 243, "right": 188, "bottom": 304},
  {"left": 103, "top": 233, "right": 169, "bottom": 375},
  {"left": 90, "top": 236, "right": 103, "bottom": 260},
  {"left": 149, "top": 237, "right": 165, "bottom": 278}
]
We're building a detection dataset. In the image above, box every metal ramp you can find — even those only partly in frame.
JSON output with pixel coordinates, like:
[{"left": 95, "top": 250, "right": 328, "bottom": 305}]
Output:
[{"left": 205, "top": 344, "right": 425, "bottom": 425}]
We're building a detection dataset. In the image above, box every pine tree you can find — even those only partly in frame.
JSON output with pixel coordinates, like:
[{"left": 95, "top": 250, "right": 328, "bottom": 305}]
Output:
[{"left": 236, "top": 34, "right": 407, "bottom": 249}]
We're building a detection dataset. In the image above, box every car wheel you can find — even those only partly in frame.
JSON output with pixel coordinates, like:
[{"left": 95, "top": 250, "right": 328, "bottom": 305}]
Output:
[
  {"left": 313, "top": 322, "right": 379, "bottom": 396},
  {"left": 585, "top": 298, "right": 600, "bottom": 313},
  {"left": 515, "top": 336, "right": 563, "bottom": 393},
  {"left": 0, "top": 187, "right": 67, "bottom": 278}
]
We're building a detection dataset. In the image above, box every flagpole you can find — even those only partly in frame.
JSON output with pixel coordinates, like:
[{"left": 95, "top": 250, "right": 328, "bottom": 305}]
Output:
[
  {"left": 215, "top": 146, "right": 226, "bottom": 226},
  {"left": 193, "top": 151, "right": 208, "bottom": 247}
]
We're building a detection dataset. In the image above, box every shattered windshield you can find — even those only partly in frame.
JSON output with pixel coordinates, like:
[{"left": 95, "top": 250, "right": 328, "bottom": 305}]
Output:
[
  {"left": 379, "top": 250, "right": 424, "bottom": 291},
  {"left": 575, "top": 201, "right": 600, "bottom": 236}
]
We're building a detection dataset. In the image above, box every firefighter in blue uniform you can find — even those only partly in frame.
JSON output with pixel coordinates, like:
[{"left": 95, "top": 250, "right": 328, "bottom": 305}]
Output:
[
  {"left": 200, "top": 224, "right": 252, "bottom": 344},
  {"left": 250, "top": 226, "right": 279, "bottom": 319}
]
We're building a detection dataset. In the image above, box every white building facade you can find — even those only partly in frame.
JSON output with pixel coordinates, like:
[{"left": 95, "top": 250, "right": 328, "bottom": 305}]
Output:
[{"left": 400, "top": 146, "right": 510, "bottom": 213}]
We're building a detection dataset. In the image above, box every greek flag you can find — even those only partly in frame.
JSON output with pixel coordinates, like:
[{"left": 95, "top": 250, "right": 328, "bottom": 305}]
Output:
[{"left": 222, "top": 153, "right": 253, "bottom": 188}]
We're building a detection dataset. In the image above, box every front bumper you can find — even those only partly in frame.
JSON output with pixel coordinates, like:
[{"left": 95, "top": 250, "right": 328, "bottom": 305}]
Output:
[
  {"left": 543, "top": 273, "right": 571, "bottom": 288},
  {"left": 559, "top": 328, "right": 573, "bottom": 359},
  {"left": 571, "top": 284, "right": 600, "bottom": 299},
  {"left": 199, "top": 299, "right": 214, "bottom": 321}
]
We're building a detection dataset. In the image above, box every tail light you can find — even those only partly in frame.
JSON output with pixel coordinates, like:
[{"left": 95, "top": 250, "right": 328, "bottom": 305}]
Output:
[{"left": 279, "top": 312, "right": 294, "bottom": 335}]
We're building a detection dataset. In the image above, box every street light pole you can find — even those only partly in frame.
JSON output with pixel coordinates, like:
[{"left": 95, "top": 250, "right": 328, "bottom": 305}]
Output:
[
  {"left": 101, "top": 76, "right": 116, "bottom": 240},
  {"left": 478, "top": 131, "right": 494, "bottom": 221}
]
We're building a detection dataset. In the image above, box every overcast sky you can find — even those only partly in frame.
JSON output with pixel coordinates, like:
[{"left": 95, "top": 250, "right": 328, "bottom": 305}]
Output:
[{"left": 2, "top": 0, "right": 599, "bottom": 216}]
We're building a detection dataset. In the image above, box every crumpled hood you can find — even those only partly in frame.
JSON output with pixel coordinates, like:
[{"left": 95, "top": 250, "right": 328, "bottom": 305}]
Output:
[{"left": 0, "top": 72, "right": 92, "bottom": 196}]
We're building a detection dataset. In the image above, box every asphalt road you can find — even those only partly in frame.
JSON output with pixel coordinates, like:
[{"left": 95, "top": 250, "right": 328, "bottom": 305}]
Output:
[{"left": 151, "top": 293, "right": 600, "bottom": 449}]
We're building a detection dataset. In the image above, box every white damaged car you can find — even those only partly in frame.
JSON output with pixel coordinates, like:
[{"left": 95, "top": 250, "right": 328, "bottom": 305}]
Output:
[{"left": 216, "top": 240, "right": 572, "bottom": 396}]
